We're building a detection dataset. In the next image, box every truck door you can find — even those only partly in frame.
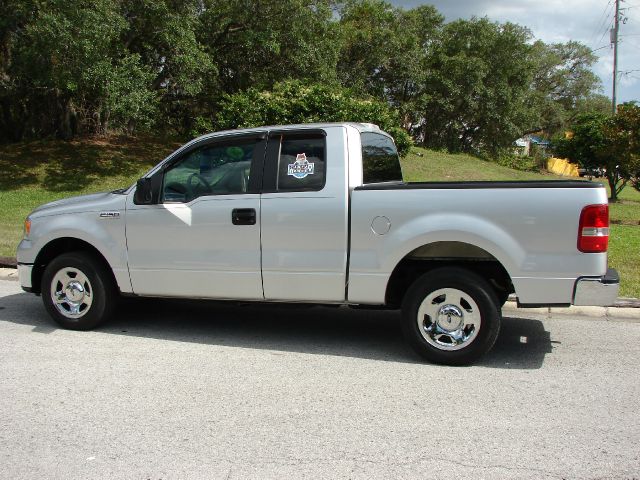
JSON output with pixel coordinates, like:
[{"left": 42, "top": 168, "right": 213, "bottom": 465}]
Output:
[
  {"left": 260, "top": 127, "right": 349, "bottom": 302},
  {"left": 125, "top": 133, "right": 266, "bottom": 299}
]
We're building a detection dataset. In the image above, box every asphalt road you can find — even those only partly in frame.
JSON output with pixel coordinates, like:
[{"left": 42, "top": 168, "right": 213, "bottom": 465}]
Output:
[{"left": 0, "top": 279, "right": 639, "bottom": 480}]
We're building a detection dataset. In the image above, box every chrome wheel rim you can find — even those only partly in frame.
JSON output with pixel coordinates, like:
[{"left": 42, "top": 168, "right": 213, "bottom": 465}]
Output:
[
  {"left": 417, "top": 288, "right": 481, "bottom": 351},
  {"left": 50, "top": 267, "right": 93, "bottom": 319}
]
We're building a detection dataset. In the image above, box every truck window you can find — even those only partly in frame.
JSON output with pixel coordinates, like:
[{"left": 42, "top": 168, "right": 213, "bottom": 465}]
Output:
[
  {"left": 276, "top": 134, "right": 326, "bottom": 192},
  {"left": 361, "top": 132, "right": 403, "bottom": 184},
  {"left": 162, "top": 139, "right": 256, "bottom": 203}
]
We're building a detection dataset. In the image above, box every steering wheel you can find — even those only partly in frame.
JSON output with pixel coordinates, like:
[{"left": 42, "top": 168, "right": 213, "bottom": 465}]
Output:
[{"left": 186, "top": 173, "right": 212, "bottom": 200}]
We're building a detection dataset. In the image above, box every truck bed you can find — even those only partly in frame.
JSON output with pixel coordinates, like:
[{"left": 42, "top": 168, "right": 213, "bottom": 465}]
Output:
[{"left": 348, "top": 181, "right": 609, "bottom": 305}]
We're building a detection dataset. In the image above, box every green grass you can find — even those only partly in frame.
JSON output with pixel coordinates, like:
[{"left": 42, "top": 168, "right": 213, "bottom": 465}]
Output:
[
  {"left": 1, "top": 140, "right": 638, "bottom": 297},
  {"left": 608, "top": 225, "right": 640, "bottom": 298},
  {"left": 0, "top": 135, "right": 182, "bottom": 257},
  {"left": 401, "top": 149, "right": 563, "bottom": 182},
  {"left": 590, "top": 180, "right": 640, "bottom": 227}
]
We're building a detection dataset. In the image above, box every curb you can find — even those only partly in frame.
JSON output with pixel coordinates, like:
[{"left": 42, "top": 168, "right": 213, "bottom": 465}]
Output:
[
  {"left": 503, "top": 301, "right": 640, "bottom": 321},
  {"left": 506, "top": 294, "right": 640, "bottom": 309},
  {"left": 0, "top": 267, "right": 19, "bottom": 282},
  {"left": 0, "top": 256, "right": 17, "bottom": 268}
]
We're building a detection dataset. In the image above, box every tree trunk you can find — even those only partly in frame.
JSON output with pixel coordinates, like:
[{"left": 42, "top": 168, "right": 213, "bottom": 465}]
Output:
[
  {"left": 102, "top": 109, "right": 110, "bottom": 134},
  {"left": 0, "top": 97, "right": 20, "bottom": 141},
  {"left": 58, "top": 97, "right": 71, "bottom": 140},
  {"left": 608, "top": 176, "right": 617, "bottom": 202},
  {"left": 58, "top": 97, "right": 78, "bottom": 140},
  {"left": 607, "top": 171, "right": 622, "bottom": 202}
]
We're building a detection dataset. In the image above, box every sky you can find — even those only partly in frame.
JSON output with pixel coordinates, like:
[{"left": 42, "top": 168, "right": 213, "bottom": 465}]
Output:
[{"left": 392, "top": 0, "right": 640, "bottom": 104}]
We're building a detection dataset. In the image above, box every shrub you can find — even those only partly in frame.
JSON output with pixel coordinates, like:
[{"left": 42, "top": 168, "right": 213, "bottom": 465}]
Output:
[
  {"left": 215, "top": 81, "right": 413, "bottom": 156},
  {"left": 495, "top": 151, "right": 538, "bottom": 172}
]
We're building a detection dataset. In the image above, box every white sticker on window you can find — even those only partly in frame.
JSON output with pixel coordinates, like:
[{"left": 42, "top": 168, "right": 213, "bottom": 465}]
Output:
[{"left": 287, "top": 153, "right": 315, "bottom": 179}]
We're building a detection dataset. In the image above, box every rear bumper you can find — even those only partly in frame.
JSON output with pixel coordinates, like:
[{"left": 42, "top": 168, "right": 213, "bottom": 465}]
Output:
[{"left": 573, "top": 268, "right": 620, "bottom": 306}]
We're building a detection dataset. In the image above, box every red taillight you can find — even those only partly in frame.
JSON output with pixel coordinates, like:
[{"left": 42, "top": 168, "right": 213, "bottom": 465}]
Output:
[{"left": 578, "top": 204, "right": 609, "bottom": 253}]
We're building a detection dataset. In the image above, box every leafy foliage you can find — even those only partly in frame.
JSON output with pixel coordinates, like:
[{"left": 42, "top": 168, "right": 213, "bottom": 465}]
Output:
[
  {"left": 1, "top": 0, "right": 160, "bottom": 139},
  {"left": 605, "top": 104, "right": 640, "bottom": 195},
  {"left": 527, "top": 41, "right": 603, "bottom": 135},
  {"left": 495, "top": 152, "right": 538, "bottom": 172},
  {"left": 199, "top": 0, "right": 339, "bottom": 91},
  {"left": 413, "top": 19, "right": 537, "bottom": 156},
  {"left": 0, "top": 0, "right": 608, "bottom": 157},
  {"left": 554, "top": 104, "right": 640, "bottom": 201},
  {"left": 215, "top": 81, "right": 412, "bottom": 156}
]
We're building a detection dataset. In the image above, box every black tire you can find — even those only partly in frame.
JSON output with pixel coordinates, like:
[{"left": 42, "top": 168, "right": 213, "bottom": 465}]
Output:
[
  {"left": 401, "top": 267, "right": 501, "bottom": 366},
  {"left": 496, "top": 289, "right": 510, "bottom": 307},
  {"left": 41, "top": 251, "right": 117, "bottom": 330}
]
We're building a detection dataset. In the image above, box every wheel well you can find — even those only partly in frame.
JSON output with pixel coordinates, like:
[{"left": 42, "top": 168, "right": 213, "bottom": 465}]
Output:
[
  {"left": 31, "top": 238, "right": 118, "bottom": 294},
  {"left": 385, "top": 241, "right": 513, "bottom": 307}
]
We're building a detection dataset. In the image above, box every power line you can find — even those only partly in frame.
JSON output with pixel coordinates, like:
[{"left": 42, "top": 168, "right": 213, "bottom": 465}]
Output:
[
  {"left": 592, "top": 0, "right": 615, "bottom": 45},
  {"left": 597, "top": 10, "right": 616, "bottom": 46}
]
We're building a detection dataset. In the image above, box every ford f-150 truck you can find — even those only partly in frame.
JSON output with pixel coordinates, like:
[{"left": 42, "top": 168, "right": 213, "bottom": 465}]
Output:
[{"left": 17, "top": 123, "right": 620, "bottom": 364}]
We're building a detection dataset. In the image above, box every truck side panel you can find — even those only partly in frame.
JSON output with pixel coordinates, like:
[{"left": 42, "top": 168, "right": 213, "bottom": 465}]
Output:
[
  {"left": 16, "top": 193, "right": 132, "bottom": 293},
  {"left": 260, "top": 126, "right": 350, "bottom": 302},
  {"left": 348, "top": 186, "right": 609, "bottom": 305}
]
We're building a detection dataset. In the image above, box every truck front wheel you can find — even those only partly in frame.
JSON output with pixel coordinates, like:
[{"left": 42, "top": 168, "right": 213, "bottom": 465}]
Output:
[
  {"left": 401, "top": 267, "right": 501, "bottom": 365},
  {"left": 41, "top": 252, "right": 117, "bottom": 330}
]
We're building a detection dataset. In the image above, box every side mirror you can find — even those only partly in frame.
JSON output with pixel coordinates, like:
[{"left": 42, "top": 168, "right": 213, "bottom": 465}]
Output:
[{"left": 134, "top": 177, "right": 153, "bottom": 205}]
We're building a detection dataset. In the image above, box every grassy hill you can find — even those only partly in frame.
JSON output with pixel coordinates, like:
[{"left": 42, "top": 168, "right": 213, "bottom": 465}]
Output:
[
  {"left": 0, "top": 136, "right": 183, "bottom": 260},
  {"left": 1, "top": 138, "right": 638, "bottom": 297},
  {"left": 401, "top": 149, "right": 560, "bottom": 182}
]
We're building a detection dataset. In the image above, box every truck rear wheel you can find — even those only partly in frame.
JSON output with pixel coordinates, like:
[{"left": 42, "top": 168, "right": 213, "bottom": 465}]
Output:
[
  {"left": 401, "top": 267, "right": 501, "bottom": 365},
  {"left": 41, "top": 252, "right": 117, "bottom": 330}
]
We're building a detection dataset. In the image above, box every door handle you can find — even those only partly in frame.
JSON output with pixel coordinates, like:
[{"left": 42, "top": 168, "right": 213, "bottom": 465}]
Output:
[{"left": 232, "top": 208, "right": 256, "bottom": 225}]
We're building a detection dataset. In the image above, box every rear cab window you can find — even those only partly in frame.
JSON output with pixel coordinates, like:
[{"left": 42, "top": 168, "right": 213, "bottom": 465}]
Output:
[
  {"left": 361, "top": 132, "right": 403, "bottom": 184},
  {"left": 274, "top": 133, "right": 326, "bottom": 192}
]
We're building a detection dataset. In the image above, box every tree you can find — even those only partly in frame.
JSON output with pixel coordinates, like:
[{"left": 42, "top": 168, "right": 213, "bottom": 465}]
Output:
[
  {"left": 391, "top": 6, "right": 443, "bottom": 126},
  {"left": 183, "top": 0, "right": 341, "bottom": 136},
  {"left": 0, "top": 0, "right": 616, "bottom": 151},
  {"left": 554, "top": 104, "right": 640, "bottom": 201},
  {"left": 554, "top": 112, "right": 611, "bottom": 187},
  {"left": 527, "top": 41, "right": 603, "bottom": 136},
  {"left": 573, "top": 94, "right": 612, "bottom": 117},
  {"left": 0, "top": 0, "right": 38, "bottom": 140},
  {"left": 118, "top": 0, "right": 214, "bottom": 133},
  {"left": 338, "top": 0, "right": 403, "bottom": 96},
  {"left": 215, "top": 80, "right": 412, "bottom": 155},
  {"left": 1, "top": 0, "right": 160, "bottom": 139},
  {"left": 198, "top": 0, "right": 339, "bottom": 93},
  {"left": 604, "top": 103, "right": 640, "bottom": 197},
  {"left": 337, "top": 1, "right": 443, "bottom": 129},
  {"left": 415, "top": 18, "right": 535, "bottom": 155}
]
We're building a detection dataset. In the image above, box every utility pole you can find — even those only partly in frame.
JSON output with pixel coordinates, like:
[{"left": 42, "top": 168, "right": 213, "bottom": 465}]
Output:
[{"left": 611, "top": 0, "right": 620, "bottom": 114}]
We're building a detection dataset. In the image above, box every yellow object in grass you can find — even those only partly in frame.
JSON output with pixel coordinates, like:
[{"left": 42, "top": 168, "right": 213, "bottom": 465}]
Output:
[{"left": 547, "top": 157, "right": 579, "bottom": 177}]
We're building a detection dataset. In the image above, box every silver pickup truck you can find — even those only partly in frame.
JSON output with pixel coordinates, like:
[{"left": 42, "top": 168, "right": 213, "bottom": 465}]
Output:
[{"left": 17, "top": 123, "right": 619, "bottom": 364}]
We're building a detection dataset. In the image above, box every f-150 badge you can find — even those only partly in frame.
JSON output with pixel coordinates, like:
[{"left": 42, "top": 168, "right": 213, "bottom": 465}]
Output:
[{"left": 287, "top": 153, "right": 315, "bottom": 179}]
